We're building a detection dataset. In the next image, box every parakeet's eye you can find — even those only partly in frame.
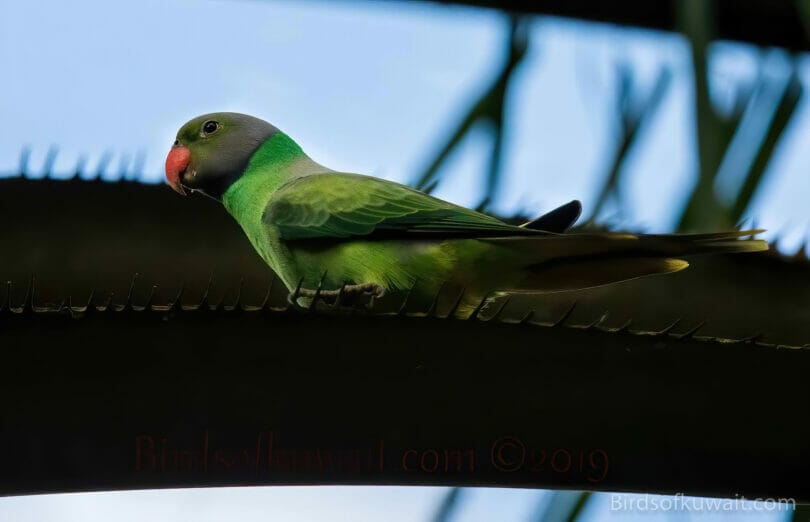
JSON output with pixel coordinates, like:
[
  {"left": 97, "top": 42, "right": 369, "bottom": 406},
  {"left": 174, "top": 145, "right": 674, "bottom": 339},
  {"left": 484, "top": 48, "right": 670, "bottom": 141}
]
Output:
[{"left": 201, "top": 120, "right": 220, "bottom": 136}]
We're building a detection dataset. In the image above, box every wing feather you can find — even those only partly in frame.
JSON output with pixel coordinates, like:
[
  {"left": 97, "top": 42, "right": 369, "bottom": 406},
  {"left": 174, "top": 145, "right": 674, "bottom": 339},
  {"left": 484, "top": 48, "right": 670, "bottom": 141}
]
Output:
[{"left": 263, "top": 173, "right": 545, "bottom": 241}]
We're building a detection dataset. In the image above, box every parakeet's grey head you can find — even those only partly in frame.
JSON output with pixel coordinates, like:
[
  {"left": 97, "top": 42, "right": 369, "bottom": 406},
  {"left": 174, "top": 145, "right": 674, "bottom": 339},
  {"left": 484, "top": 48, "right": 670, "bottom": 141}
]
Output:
[{"left": 165, "top": 112, "right": 279, "bottom": 199}]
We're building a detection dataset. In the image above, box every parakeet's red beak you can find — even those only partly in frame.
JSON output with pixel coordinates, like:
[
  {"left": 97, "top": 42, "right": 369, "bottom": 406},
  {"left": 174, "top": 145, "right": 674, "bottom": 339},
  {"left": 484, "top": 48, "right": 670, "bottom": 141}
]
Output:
[{"left": 165, "top": 146, "right": 191, "bottom": 196}]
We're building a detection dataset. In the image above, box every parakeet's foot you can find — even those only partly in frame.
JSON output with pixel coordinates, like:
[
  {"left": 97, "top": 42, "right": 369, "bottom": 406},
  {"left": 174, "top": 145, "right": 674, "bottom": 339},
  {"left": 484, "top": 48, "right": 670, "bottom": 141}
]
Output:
[{"left": 287, "top": 283, "right": 386, "bottom": 311}]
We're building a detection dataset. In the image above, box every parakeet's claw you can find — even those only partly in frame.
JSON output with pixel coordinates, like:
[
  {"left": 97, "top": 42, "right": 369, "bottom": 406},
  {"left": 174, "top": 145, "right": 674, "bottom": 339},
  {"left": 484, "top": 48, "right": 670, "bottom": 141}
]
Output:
[
  {"left": 344, "top": 282, "right": 386, "bottom": 299},
  {"left": 288, "top": 282, "right": 385, "bottom": 311},
  {"left": 351, "top": 283, "right": 385, "bottom": 310},
  {"left": 286, "top": 287, "right": 307, "bottom": 311},
  {"left": 327, "top": 283, "right": 385, "bottom": 310}
]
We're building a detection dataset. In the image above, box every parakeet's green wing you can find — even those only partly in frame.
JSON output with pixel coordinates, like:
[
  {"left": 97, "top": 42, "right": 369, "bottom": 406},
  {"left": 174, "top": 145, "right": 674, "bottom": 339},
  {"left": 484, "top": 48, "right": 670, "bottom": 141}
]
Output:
[{"left": 263, "top": 173, "right": 546, "bottom": 240}]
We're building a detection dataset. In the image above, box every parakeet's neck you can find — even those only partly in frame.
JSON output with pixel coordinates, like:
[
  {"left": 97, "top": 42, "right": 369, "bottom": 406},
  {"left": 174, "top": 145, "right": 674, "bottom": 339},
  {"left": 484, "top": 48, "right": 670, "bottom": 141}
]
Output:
[{"left": 222, "top": 132, "right": 329, "bottom": 227}]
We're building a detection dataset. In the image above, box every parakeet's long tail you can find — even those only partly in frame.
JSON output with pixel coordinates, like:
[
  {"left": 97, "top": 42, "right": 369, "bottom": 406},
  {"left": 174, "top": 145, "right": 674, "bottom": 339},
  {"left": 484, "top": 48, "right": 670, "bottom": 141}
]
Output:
[{"left": 488, "top": 229, "right": 768, "bottom": 293}]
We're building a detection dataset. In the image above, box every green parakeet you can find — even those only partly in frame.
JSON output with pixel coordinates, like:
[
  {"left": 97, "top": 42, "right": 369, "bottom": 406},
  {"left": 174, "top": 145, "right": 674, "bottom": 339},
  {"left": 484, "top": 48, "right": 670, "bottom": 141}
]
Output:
[{"left": 165, "top": 112, "right": 767, "bottom": 315}]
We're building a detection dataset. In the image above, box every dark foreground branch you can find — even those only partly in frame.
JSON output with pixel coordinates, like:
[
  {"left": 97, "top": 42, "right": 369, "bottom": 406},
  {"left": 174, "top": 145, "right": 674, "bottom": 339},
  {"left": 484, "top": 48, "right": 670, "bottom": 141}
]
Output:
[
  {"left": 421, "top": 0, "right": 809, "bottom": 51},
  {"left": 0, "top": 301, "right": 808, "bottom": 500}
]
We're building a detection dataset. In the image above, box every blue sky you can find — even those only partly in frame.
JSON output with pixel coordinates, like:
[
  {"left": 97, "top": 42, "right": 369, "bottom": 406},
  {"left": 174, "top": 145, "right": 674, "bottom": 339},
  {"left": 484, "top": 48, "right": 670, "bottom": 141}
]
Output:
[
  {"left": 1, "top": 0, "right": 808, "bottom": 245},
  {"left": 0, "top": 487, "right": 793, "bottom": 521},
  {"left": 0, "top": 0, "right": 804, "bottom": 520}
]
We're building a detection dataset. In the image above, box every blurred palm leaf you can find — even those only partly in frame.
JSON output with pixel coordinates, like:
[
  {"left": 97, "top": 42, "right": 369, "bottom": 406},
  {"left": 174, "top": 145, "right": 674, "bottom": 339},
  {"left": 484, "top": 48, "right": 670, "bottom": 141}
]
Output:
[
  {"left": 413, "top": 16, "right": 530, "bottom": 212},
  {"left": 431, "top": 487, "right": 465, "bottom": 522},
  {"left": 530, "top": 491, "right": 592, "bottom": 522}
]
